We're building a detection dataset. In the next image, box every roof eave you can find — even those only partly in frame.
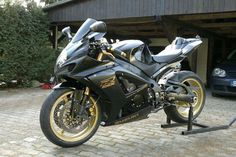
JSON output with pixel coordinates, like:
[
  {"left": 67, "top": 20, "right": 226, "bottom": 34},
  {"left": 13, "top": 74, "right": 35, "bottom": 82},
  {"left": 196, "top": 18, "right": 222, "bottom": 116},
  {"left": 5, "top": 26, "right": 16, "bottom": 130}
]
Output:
[{"left": 43, "top": 0, "right": 76, "bottom": 11}]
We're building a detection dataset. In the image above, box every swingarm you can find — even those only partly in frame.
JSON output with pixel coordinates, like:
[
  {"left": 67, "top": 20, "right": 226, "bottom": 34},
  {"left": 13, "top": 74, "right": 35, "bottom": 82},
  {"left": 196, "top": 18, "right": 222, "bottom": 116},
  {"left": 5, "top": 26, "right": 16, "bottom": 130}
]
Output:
[{"left": 165, "top": 80, "right": 196, "bottom": 103}]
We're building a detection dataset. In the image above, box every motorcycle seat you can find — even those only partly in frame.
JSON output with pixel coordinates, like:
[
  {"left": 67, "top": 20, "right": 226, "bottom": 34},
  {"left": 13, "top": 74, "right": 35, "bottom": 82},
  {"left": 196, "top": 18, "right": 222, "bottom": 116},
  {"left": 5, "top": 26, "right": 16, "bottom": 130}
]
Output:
[
  {"left": 152, "top": 37, "right": 188, "bottom": 63},
  {"left": 152, "top": 49, "right": 182, "bottom": 63}
]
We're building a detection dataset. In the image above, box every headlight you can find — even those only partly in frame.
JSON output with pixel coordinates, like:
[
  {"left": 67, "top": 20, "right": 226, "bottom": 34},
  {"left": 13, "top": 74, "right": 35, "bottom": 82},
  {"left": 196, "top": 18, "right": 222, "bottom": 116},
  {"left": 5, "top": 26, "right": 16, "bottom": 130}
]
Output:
[
  {"left": 212, "top": 68, "right": 226, "bottom": 77},
  {"left": 54, "top": 51, "right": 67, "bottom": 73},
  {"left": 56, "top": 51, "right": 67, "bottom": 68}
]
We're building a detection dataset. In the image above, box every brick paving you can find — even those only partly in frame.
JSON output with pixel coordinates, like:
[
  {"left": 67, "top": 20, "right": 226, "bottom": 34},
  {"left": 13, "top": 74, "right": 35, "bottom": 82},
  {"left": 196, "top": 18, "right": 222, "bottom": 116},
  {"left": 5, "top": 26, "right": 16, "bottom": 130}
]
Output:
[{"left": 0, "top": 88, "right": 236, "bottom": 157}]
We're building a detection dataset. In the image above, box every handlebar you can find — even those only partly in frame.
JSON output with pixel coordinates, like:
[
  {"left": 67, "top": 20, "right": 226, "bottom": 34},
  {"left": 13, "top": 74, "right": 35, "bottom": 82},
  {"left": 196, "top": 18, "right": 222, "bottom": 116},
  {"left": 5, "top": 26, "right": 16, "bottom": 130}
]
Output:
[{"left": 92, "top": 39, "right": 127, "bottom": 58}]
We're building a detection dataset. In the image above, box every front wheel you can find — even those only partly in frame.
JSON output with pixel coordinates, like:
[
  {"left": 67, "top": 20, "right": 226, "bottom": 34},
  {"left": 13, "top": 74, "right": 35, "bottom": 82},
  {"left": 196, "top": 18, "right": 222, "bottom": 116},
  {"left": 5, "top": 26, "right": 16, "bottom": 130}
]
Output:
[
  {"left": 40, "top": 89, "right": 101, "bottom": 147},
  {"left": 164, "top": 71, "right": 206, "bottom": 123}
]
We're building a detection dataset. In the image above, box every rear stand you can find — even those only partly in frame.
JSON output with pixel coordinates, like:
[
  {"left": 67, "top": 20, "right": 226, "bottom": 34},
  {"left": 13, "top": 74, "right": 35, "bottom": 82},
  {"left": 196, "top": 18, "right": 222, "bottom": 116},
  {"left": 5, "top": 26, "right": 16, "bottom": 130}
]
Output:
[{"left": 161, "top": 105, "right": 236, "bottom": 135}]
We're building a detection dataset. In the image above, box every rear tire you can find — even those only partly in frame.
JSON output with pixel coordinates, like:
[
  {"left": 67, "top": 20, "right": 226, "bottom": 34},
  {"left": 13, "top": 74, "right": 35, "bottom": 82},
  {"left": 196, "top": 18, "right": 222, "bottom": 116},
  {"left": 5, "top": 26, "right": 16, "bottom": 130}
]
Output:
[
  {"left": 164, "top": 71, "right": 206, "bottom": 123},
  {"left": 40, "top": 89, "right": 101, "bottom": 147}
]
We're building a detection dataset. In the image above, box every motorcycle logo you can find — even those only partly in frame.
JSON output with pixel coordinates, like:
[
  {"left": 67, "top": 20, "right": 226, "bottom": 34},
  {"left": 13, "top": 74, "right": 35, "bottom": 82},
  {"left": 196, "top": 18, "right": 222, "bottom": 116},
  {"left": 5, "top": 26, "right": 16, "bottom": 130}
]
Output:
[{"left": 100, "top": 76, "right": 116, "bottom": 89}]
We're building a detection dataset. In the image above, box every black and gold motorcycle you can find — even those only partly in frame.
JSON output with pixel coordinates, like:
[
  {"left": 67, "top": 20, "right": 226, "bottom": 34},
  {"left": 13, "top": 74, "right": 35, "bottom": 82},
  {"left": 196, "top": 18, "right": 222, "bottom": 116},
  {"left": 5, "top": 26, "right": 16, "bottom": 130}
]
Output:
[{"left": 40, "top": 18, "right": 205, "bottom": 147}]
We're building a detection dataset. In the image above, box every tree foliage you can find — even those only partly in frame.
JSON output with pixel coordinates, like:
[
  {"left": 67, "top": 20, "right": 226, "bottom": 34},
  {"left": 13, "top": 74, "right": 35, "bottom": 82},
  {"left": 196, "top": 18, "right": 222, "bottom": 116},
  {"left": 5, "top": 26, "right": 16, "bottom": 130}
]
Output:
[{"left": 0, "top": 1, "right": 56, "bottom": 87}]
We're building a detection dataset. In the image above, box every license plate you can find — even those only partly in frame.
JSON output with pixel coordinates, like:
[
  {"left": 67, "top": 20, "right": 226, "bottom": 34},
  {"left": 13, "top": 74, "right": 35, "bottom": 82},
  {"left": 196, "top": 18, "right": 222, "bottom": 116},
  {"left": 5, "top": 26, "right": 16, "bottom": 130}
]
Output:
[{"left": 231, "top": 81, "right": 236, "bottom": 87}]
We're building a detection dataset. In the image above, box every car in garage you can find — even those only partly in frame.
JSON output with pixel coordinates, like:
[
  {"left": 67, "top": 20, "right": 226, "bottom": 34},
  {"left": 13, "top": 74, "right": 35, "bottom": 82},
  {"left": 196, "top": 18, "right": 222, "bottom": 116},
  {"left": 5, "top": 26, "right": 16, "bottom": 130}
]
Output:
[{"left": 211, "top": 49, "right": 236, "bottom": 96}]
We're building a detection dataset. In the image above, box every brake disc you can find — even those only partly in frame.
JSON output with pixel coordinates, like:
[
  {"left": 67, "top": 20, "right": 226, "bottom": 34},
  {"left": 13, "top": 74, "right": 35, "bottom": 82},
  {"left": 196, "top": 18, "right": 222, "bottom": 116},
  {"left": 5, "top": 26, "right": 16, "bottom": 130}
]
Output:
[
  {"left": 53, "top": 100, "right": 92, "bottom": 134},
  {"left": 54, "top": 102, "right": 81, "bottom": 133}
]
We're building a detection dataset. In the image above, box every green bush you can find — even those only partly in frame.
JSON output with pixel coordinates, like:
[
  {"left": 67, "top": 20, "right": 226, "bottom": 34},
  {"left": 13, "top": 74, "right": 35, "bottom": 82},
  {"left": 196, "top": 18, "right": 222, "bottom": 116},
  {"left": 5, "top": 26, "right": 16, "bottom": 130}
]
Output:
[{"left": 0, "top": 1, "right": 57, "bottom": 87}]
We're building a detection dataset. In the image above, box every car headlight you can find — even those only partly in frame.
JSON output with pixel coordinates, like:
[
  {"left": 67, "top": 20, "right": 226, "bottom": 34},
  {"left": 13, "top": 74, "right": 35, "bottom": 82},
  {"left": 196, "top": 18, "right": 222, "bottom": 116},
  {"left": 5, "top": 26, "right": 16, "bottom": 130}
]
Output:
[{"left": 212, "top": 68, "right": 226, "bottom": 77}]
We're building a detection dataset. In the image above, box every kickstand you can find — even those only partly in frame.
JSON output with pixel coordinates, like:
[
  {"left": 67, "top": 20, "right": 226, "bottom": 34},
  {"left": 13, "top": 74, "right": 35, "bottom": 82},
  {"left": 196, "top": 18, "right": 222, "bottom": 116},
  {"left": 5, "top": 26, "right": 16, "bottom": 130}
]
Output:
[{"left": 161, "top": 105, "right": 236, "bottom": 135}]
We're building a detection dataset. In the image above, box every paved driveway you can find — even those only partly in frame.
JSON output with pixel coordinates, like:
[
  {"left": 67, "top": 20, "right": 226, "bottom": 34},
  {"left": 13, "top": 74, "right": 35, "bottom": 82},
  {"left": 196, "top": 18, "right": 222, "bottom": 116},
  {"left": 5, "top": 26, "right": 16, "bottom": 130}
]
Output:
[{"left": 0, "top": 88, "right": 236, "bottom": 157}]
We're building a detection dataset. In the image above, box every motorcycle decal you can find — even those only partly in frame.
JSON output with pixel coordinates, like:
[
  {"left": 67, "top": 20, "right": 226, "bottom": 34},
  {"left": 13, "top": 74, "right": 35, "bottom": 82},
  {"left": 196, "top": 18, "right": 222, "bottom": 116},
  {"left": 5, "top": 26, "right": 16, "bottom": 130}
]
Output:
[{"left": 100, "top": 76, "right": 116, "bottom": 89}]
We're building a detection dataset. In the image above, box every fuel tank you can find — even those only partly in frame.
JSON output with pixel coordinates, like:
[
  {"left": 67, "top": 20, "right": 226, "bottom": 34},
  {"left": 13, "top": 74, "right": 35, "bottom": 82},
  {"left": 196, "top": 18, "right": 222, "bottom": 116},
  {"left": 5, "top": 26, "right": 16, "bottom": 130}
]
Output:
[
  {"left": 112, "top": 40, "right": 144, "bottom": 55},
  {"left": 111, "top": 40, "right": 165, "bottom": 76}
]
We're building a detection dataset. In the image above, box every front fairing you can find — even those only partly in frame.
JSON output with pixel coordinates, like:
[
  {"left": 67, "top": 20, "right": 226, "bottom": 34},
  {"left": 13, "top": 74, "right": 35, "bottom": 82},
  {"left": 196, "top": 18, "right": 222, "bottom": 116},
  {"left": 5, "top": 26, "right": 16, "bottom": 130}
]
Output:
[
  {"left": 54, "top": 39, "right": 89, "bottom": 73},
  {"left": 54, "top": 18, "right": 106, "bottom": 73}
]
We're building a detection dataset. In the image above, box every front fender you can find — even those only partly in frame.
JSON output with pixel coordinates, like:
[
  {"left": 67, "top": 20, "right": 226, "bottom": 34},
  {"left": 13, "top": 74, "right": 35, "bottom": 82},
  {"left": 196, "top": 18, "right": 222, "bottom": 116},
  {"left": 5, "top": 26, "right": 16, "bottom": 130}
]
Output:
[{"left": 53, "top": 82, "right": 77, "bottom": 90}]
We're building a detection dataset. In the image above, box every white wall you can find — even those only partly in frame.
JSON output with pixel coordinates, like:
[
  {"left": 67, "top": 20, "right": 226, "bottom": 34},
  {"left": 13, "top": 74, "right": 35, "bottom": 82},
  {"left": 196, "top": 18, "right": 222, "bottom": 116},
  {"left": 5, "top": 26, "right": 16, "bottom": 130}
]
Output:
[{"left": 196, "top": 38, "right": 208, "bottom": 84}]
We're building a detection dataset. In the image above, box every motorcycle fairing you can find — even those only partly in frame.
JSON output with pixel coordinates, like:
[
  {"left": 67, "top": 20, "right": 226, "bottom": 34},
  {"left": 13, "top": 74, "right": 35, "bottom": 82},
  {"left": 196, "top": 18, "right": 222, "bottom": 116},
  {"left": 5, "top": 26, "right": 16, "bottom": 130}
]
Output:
[
  {"left": 115, "top": 59, "right": 160, "bottom": 88},
  {"left": 130, "top": 58, "right": 166, "bottom": 76},
  {"left": 55, "top": 53, "right": 114, "bottom": 79},
  {"left": 55, "top": 54, "right": 154, "bottom": 123},
  {"left": 88, "top": 64, "right": 153, "bottom": 123}
]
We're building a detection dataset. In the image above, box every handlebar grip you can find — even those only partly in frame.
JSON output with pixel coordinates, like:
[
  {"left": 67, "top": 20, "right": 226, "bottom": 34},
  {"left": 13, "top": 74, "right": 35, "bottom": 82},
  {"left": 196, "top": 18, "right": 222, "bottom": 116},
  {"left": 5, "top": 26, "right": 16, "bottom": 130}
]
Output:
[{"left": 112, "top": 48, "right": 127, "bottom": 57}]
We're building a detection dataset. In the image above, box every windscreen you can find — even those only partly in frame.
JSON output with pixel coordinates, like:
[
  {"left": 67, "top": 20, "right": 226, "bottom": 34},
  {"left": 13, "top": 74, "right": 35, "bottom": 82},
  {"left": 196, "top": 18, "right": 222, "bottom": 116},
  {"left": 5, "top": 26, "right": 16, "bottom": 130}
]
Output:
[
  {"left": 56, "top": 18, "right": 106, "bottom": 70},
  {"left": 71, "top": 18, "right": 97, "bottom": 43}
]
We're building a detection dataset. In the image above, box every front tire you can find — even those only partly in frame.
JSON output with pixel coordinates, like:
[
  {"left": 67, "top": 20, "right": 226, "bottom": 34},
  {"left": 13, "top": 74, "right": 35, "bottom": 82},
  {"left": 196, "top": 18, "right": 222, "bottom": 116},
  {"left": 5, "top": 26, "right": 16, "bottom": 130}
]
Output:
[
  {"left": 164, "top": 71, "right": 206, "bottom": 123},
  {"left": 40, "top": 89, "right": 101, "bottom": 147}
]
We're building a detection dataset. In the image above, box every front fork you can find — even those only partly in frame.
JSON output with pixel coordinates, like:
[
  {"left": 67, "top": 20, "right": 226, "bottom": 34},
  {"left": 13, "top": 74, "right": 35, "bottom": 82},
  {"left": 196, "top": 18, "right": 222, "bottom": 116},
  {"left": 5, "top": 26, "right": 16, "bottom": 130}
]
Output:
[
  {"left": 70, "top": 87, "right": 90, "bottom": 119},
  {"left": 68, "top": 51, "right": 106, "bottom": 118}
]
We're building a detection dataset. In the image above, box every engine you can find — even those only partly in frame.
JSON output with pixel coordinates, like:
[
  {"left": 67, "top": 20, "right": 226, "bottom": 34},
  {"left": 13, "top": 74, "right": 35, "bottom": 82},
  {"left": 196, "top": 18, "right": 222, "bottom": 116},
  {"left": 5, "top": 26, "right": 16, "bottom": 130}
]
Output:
[
  {"left": 118, "top": 76, "right": 155, "bottom": 112},
  {"left": 118, "top": 76, "right": 136, "bottom": 93},
  {"left": 128, "top": 87, "right": 155, "bottom": 112},
  {"left": 114, "top": 74, "right": 155, "bottom": 118}
]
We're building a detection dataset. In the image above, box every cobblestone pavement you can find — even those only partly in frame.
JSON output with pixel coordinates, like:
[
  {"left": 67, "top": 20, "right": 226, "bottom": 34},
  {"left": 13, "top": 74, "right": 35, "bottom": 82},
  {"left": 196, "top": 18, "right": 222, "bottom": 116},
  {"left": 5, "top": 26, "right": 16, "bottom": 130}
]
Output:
[{"left": 0, "top": 88, "right": 236, "bottom": 157}]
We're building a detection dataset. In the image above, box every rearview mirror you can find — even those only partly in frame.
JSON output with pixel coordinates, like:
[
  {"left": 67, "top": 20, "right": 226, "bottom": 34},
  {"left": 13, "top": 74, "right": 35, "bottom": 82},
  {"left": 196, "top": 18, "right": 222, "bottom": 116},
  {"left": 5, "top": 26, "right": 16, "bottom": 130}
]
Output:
[
  {"left": 90, "top": 21, "right": 107, "bottom": 33},
  {"left": 62, "top": 26, "right": 72, "bottom": 40}
]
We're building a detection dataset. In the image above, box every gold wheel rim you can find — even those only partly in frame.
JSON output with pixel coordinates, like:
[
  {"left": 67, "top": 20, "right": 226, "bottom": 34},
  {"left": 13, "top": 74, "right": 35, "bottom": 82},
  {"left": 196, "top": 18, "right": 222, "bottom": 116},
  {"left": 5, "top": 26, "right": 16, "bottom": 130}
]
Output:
[
  {"left": 50, "top": 91, "right": 99, "bottom": 142},
  {"left": 176, "top": 78, "right": 204, "bottom": 118}
]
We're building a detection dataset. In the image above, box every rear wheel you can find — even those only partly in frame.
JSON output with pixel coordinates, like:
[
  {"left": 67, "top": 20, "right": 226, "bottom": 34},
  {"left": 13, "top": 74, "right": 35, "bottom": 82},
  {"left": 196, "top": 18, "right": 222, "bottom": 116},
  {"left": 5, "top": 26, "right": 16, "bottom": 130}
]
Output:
[
  {"left": 40, "top": 89, "right": 101, "bottom": 147},
  {"left": 164, "top": 71, "right": 206, "bottom": 123}
]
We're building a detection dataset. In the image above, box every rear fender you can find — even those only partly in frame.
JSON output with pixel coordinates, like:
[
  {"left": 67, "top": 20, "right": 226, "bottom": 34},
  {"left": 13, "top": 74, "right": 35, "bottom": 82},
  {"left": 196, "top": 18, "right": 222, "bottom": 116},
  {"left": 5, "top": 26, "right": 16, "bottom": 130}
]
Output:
[{"left": 168, "top": 70, "right": 193, "bottom": 82}]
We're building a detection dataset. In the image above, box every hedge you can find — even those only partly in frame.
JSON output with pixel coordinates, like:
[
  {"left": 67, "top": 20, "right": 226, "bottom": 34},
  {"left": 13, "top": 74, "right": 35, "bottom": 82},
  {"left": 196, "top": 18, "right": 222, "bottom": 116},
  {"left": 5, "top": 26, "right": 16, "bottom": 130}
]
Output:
[{"left": 0, "top": 1, "right": 57, "bottom": 87}]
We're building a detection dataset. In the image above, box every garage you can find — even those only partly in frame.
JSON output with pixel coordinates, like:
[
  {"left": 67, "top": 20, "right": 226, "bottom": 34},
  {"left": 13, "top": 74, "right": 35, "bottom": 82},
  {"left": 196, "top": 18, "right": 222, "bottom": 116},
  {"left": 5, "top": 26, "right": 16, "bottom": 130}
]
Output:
[{"left": 44, "top": 0, "right": 236, "bottom": 87}]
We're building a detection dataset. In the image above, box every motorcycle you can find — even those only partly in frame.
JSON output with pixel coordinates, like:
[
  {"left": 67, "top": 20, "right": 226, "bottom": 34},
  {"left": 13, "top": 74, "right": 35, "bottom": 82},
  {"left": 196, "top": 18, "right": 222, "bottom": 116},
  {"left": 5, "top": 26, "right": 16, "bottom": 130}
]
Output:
[{"left": 40, "top": 18, "right": 205, "bottom": 147}]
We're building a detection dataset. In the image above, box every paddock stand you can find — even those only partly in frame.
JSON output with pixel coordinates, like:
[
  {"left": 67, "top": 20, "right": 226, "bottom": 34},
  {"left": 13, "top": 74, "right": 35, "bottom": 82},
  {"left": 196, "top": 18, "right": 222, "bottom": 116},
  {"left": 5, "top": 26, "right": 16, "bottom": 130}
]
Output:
[{"left": 161, "top": 105, "right": 236, "bottom": 135}]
